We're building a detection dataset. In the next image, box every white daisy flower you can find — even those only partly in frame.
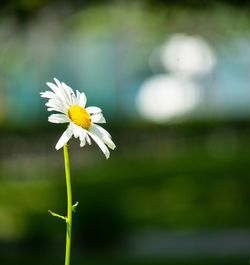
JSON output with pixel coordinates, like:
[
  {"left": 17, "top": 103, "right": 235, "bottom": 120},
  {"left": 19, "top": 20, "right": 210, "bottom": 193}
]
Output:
[{"left": 41, "top": 78, "right": 116, "bottom": 159}]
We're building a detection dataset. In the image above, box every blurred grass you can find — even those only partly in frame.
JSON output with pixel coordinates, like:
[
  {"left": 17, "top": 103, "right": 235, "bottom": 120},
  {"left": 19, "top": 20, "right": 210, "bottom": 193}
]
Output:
[
  {"left": 0, "top": 123, "right": 250, "bottom": 263},
  {"left": 0, "top": 124, "right": 250, "bottom": 236},
  {"left": 1, "top": 253, "right": 247, "bottom": 265}
]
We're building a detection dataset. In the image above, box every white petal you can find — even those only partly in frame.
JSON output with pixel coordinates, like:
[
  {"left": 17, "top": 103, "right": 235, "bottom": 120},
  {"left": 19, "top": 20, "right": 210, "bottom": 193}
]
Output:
[
  {"left": 62, "top": 82, "right": 75, "bottom": 96},
  {"left": 56, "top": 80, "right": 72, "bottom": 106},
  {"left": 40, "top": 91, "right": 56, "bottom": 99},
  {"left": 74, "top": 90, "right": 87, "bottom": 107},
  {"left": 89, "top": 124, "right": 115, "bottom": 150},
  {"left": 61, "top": 82, "right": 76, "bottom": 105},
  {"left": 91, "top": 113, "right": 106, "bottom": 123},
  {"left": 48, "top": 114, "right": 70, "bottom": 124},
  {"left": 86, "top": 133, "right": 91, "bottom": 145},
  {"left": 46, "top": 98, "right": 68, "bottom": 109},
  {"left": 54, "top": 78, "right": 74, "bottom": 107},
  {"left": 72, "top": 124, "right": 79, "bottom": 138},
  {"left": 41, "top": 92, "right": 67, "bottom": 109},
  {"left": 79, "top": 128, "right": 87, "bottom": 147},
  {"left": 76, "top": 90, "right": 81, "bottom": 104},
  {"left": 53, "top": 78, "right": 63, "bottom": 90},
  {"left": 92, "top": 123, "right": 111, "bottom": 137},
  {"left": 72, "top": 124, "right": 85, "bottom": 139},
  {"left": 46, "top": 82, "right": 60, "bottom": 93},
  {"left": 78, "top": 127, "right": 86, "bottom": 140},
  {"left": 46, "top": 79, "right": 69, "bottom": 107},
  {"left": 47, "top": 107, "right": 66, "bottom": 114},
  {"left": 46, "top": 82, "right": 64, "bottom": 100},
  {"left": 46, "top": 100, "right": 67, "bottom": 114},
  {"left": 80, "top": 138, "right": 86, "bottom": 147},
  {"left": 78, "top": 92, "right": 87, "bottom": 108},
  {"left": 71, "top": 93, "right": 77, "bottom": 105},
  {"left": 87, "top": 131, "right": 110, "bottom": 159},
  {"left": 86, "top": 106, "right": 102, "bottom": 114},
  {"left": 71, "top": 125, "right": 90, "bottom": 147},
  {"left": 55, "top": 125, "right": 73, "bottom": 150}
]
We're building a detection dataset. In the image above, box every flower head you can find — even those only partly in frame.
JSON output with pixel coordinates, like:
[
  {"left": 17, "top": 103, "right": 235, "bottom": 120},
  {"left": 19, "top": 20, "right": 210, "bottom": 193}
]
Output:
[{"left": 41, "top": 78, "right": 115, "bottom": 159}]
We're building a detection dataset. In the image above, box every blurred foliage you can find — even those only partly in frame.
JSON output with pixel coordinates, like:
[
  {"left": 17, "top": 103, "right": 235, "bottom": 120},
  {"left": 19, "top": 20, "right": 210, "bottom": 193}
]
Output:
[
  {"left": 0, "top": 254, "right": 248, "bottom": 265},
  {"left": 0, "top": 0, "right": 250, "bottom": 129},
  {"left": 0, "top": 124, "right": 250, "bottom": 242},
  {"left": 1, "top": 0, "right": 250, "bottom": 128},
  {"left": 1, "top": 0, "right": 250, "bottom": 19}
]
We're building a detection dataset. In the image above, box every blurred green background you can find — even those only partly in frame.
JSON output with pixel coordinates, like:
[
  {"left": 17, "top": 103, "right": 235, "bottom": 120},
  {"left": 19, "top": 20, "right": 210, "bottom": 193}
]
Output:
[{"left": 1, "top": 0, "right": 250, "bottom": 264}]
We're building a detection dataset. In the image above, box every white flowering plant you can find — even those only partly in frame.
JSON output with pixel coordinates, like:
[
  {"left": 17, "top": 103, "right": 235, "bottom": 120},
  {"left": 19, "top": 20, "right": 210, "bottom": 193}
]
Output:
[{"left": 41, "top": 78, "right": 115, "bottom": 265}]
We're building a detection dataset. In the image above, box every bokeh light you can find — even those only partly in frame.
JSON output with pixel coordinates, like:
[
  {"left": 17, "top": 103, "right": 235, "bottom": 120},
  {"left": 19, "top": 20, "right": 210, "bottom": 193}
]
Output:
[
  {"left": 161, "top": 34, "right": 216, "bottom": 77},
  {"left": 136, "top": 75, "right": 200, "bottom": 122}
]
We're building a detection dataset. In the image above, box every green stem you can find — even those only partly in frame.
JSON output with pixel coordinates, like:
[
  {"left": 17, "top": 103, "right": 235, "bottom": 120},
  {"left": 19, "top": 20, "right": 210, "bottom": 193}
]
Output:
[{"left": 64, "top": 144, "right": 72, "bottom": 265}]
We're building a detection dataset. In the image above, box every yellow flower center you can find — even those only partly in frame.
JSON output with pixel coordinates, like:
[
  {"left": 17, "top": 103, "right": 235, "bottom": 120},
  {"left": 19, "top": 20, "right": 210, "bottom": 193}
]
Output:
[{"left": 68, "top": 105, "right": 91, "bottom": 129}]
